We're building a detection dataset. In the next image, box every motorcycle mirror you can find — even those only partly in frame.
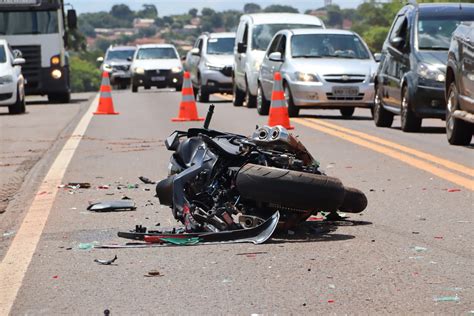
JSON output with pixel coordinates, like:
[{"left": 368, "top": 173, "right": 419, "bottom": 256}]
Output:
[{"left": 165, "top": 132, "right": 180, "bottom": 151}]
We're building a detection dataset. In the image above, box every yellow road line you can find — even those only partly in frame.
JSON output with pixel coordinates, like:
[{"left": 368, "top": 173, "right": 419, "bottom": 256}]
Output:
[
  {"left": 305, "top": 118, "right": 474, "bottom": 177},
  {"left": 0, "top": 94, "right": 99, "bottom": 315},
  {"left": 293, "top": 118, "right": 474, "bottom": 191}
]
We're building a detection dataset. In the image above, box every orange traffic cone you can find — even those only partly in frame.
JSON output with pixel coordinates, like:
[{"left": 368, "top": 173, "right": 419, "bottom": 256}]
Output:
[
  {"left": 172, "top": 72, "right": 204, "bottom": 122},
  {"left": 94, "top": 71, "right": 119, "bottom": 115},
  {"left": 268, "top": 72, "right": 293, "bottom": 130}
]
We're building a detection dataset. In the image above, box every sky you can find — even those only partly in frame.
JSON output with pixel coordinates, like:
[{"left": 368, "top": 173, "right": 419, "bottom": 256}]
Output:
[{"left": 70, "top": 0, "right": 374, "bottom": 15}]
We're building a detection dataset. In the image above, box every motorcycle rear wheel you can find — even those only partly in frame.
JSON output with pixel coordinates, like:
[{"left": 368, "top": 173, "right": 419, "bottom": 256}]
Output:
[{"left": 236, "top": 164, "right": 345, "bottom": 211}]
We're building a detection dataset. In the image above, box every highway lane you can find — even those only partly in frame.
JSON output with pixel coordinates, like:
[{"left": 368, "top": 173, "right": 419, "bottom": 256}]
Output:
[{"left": 1, "top": 89, "right": 472, "bottom": 314}]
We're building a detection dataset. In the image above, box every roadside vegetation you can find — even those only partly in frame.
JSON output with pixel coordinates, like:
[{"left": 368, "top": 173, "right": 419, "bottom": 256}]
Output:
[{"left": 69, "top": 0, "right": 461, "bottom": 92}]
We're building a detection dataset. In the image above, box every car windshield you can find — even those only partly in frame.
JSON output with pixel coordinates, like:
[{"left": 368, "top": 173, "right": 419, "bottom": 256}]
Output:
[
  {"left": 136, "top": 47, "right": 178, "bottom": 60},
  {"left": 417, "top": 14, "right": 474, "bottom": 50},
  {"left": 252, "top": 24, "right": 321, "bottom": 51},
  {"left": 291, "top": 34, "right": 371, "bottom": 59},
  {"left": 0, "top": 11, "right": 58, "bottom": 35},
  {"left": 106, "top": 49, "right": 135, "bottom": 61},
  {"left": 0, "top": 45, "right": 6, "bottom": 63},
  {"left": 207, "top": 37, "right": 235, "bottom": 55}
]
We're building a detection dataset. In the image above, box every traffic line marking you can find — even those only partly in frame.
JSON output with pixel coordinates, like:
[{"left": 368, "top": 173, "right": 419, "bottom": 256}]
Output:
[
  {"left": 293, "top": 118, "right": 474, "bottom": 191},
  {"left": 305, "top": 118, "right": 474, "bottom": 177},
  {"left": 0, "top": 94, "right": 99, "bottom": 315}
]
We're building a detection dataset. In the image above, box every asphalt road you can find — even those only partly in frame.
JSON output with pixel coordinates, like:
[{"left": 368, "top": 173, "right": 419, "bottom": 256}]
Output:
[{"left": 0, "top": 88, "right": 472, "bottom": 314}]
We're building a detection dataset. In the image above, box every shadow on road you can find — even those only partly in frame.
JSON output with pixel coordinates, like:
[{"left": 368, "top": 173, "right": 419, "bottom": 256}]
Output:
[
  {"left": 26, "top": 97, "right": 89, "bottom": 106},
  {"left": 299, "top": 113, "right": 373, "bottom": 121},
  {"left": 390, "top": 126, "right": 446, "bottom": 134}
]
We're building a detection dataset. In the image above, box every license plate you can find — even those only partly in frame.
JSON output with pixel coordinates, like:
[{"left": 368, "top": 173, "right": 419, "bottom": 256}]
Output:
[
  {"left": 332, "top": 86, "right": 359, "bottom": 96},
  {"left": 151, "top": 76, "right": 165, "bottom": 81}
]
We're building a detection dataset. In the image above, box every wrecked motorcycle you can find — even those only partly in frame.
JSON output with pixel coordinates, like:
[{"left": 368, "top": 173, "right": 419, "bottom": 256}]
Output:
[{"left": 155, "top": 105, "right": 367, "bottom": 233}]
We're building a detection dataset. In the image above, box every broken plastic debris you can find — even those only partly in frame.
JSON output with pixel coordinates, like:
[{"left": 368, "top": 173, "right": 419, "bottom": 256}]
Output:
[
  {"left": 413, "top": 246, "right": 427, "bottom": 252},
  {"left": 160, "top": 237, "right": 200, "bottom": 245},
  {"left": 2, "top": 231, "right": 15, "bottom": 237},
  {"left": 328, "top": 284, "right": 336, "bottom": 289},
  {"left": 127, "top": 184, "right": 139, "bottom": 189},
  {"left": 433, "top": 295, "right": 460, "bottom": 302},
  {"left": 78, "top": 242, "right": 96, "bottom": 250},
  {"left": 94, "top": 255, "right": 118, "bottom": 265},
  {"left": 145, "top": 270, "right": 163, "bottom": 277},
  {"left": 447, "top": 188, "right": 461, "bottom": 193},
  {"left": 139, "top": 176, "right": 156, "bottom": 184},
  {"left": 97, "top": 185, "right": 110, "bottom": 189},
  {"left": 67, "top": 182, "right": 91, "bottom": 189},
  {"left": 87, "top": 200, "right": 136, "bottom": 212}
]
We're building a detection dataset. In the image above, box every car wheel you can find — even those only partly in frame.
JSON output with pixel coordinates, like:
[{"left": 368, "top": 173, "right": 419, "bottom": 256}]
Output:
[
  {"left": 340, "top": 107, "right": 355, "bottom": 118},
  {"left": 144, "top": 86, "right": 151, "bottom": 90},
  {"left": 373, "top": 85, "right": 393, "bottom": 127},
  {"left": 131, "top": 84, "right": 138, "bottom": 93},
  {"left": 284, "top": 83, "right": 299, "bottom": 117},
  {"left": 8, "top": 85, "right": 26, "bottom": 114},
  {"left": 198, "top": 87, "right": 210, "bottom": 102},
  {"left": 244, "top": 79, "right": 257, "bottom": 108},
  {"left": 401, "top": 86, "right": 422, "bottom": 132},
  {"left": 257, "top": 82, "right": 270, "bottom": 116},
  {"left": 446, "top": 82, "right": 472, "bottom": 145},
  {"left": 232, "top": 80, "right": 245, "bottom": 107},
  {"left": 48, "top": 92, "right": 70, "bottom": 104}
]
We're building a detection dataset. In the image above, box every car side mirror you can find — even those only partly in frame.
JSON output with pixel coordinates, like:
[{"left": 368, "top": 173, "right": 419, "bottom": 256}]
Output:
[
  {"left": 165, "top": 132, "right": 180, "bottom": 151},
  {"left": 237, "top": 42, "right": 247, "bottom": 54},
  {"left": 126, "top": 56, "right": 132, "bottom": 61},
  {"left": 96, "top": 56, "right": 104, "bottom": 63},
  {"left": 390, "top": 36, "right": 405, "bottom": 49},
  {"left": 269, "top": 52, "right": 283, "bottom": 62},
  {"left": 12, "top": 58, "right": 25, "bottom": 66},
  {"left": 373, "top": 53, "right": 382, "bottom": 62},
  {"left": 67, "top": 9, "right": 77, "bottom": 29},
  {"left": 191, "top": 47, "right": 200, "bottom": 56}
]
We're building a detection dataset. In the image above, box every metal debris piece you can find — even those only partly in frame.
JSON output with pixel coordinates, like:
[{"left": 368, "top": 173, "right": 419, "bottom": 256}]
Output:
[
  {"left": 87, "top": 200, "right": 136, "bottom": 212},
  {"left": 145, "top": 270, "right": 163, "bottom": 277},
  {"left": 413, "top": 246, "right": 427, "bottom": 252},
  {"left": 139, "top": 176, "right": 156, "bottom": 184},
  {"left": 94, "top": 255, "right": 118, "bottom": 265}
]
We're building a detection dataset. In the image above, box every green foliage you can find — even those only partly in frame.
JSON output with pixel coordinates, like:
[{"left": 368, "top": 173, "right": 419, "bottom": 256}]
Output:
[
  {"left": 137, "top": 4, "right": 158, "bottom": 19},
  {"left": 70, "top": 55, "right": 101, "bottom": 92},
  {"left": 263, "top": 5, "right": 299, "bottom": 13},
  {"left": 110, "top": 4, "right": 134, "bottom": 21},
  {"left": 244, "top": 3, "right": 261, "bottom": 14},
  {"left": 189, "top": 8, "right": 198, "bottom": 18}
]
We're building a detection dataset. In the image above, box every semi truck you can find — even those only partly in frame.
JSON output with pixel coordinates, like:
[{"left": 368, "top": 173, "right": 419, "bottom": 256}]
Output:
[{"left": 0, "top": 0, "right": 76, "bottom": 103}]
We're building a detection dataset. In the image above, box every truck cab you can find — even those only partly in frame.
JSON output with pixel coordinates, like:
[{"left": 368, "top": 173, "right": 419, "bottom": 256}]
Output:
[{"left": 0, "top": 0, "right": 77, "bottom": 103}]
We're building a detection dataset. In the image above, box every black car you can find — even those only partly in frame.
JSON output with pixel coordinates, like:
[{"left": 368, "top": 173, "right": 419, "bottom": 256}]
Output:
[
  {"left": 445, "top": 22, "right": 474, "bottom": 145},
  {"left": 373, "top": 3, "right": 474, "bottom": 132}
]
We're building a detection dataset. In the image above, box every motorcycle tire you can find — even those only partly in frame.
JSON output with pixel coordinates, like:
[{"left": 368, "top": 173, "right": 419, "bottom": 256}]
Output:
[
  {"left": 236, "top": 164, "right": 345, "bottom": 211},
  {"left": 339, "top": 186, "right": 367, "bottom": 213}
]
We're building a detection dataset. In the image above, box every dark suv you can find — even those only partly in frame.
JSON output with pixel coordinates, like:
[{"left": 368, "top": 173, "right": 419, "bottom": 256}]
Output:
[
  {"left": 445, "top": 22, "right": 474, "bottom": 145},
  {"left": 373, "top": 3, "right": 474, "bottom": 132}
]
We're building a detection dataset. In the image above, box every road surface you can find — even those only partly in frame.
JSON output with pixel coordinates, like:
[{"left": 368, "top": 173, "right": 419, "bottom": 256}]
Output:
[{"left": 0, "top": 89, "right": 472, "bottom": 314}]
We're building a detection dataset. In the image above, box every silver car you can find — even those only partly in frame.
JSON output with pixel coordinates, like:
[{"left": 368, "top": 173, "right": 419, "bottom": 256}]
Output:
[
  {"left": 258, "top": 29, "right": 378, "bottom": 117},
  {"left": 98, "top": 46, "right": 136, "bottom": 89},
  {"left": 185, "top": 32, "right": 235, "bottom": 102}
]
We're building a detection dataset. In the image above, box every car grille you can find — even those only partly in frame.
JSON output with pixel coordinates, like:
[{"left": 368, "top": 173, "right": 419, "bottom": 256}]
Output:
[
  {"left": 113, "top": 65, "right": 129, "bottom": 71},
  {"left": 145, "top": 69, "right": 171, "bottom": 76},
  {"left": 324, "top": 74, "right": 365, "bottom": 84},
  {"left": 326, "top": 93, "right": 365, "bottom": 101},
  {"left": 220, "top": 66, "right": 232, "bottom": 77},
  {"left": 12, "top": 45, "right": 41, "bottom": 89},
  {"left": 0, "top": 93, "right": 13, "bottom": 101}
]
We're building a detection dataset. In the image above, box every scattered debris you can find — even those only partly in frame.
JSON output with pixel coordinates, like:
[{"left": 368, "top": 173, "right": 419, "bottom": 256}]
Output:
[
  {"left": 236, "top": 251, "right": 268, "bottom": 256},
  {"left": 94, "top": 255, "right": 118, "bottom": 265},
  {"left": 52, "top": 275, "right": 59, "bottom": 279},
  {"left": 413, "top": 246, "right": 427, "bottom": 252},
  {"left": 127, "top": 184, "right": 139, "bottom": 189},
  {"left": 447, "top": 188, "right": 461, "bottom": 193},
  {"left": 328, "top": 284, "right": 336, "bottom": 289},
  {"left": 67, "top": 182, "right": 91, "bottom": 189},
  {"left": 104, "top": 309, "right": 110, "bottom": 316},
  {"left": 412, "top": 231, "right": 420, "bottom": 234},
  {"left": 87, "top": 200, "right": 136, "bottom": 212},
  {"left": 139, "top": 176, "right": 156, "bottom": 184},
  {"left": 97, "top": 185, "right": 110, "bottom": 189},
  {"left": 222, "top": 278, "right": 232, "bottom": 283},
  {"left": 434, "top": 236, "right": 443, "bottom": 240},
  {"left": 78, "top": 242, "right": 96, "bottom": 250},
  {"left": 145, "top": 270, "right": 163, "bottom": 277},
  {"left": 327, "top": 299, "right": 335, "bottom": 303},
  {"left": 433, "top": 295, "right": 460, "bottom": 302},
  {"left": 2, "top": 231, "right": 15, "bottom": 237},
  {"left": 160, "top": 237, "right": 200, "bottom": 245}
]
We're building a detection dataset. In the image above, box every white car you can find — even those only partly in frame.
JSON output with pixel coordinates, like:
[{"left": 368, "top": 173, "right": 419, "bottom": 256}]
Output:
[
  {"left": 0, "top": 39, "right": 26, "bottom": 114},
  {"left": 130, "top": 44, "right": 183, "bottom": 92},
  {"left": 258, "top": 29, "right": 378, "bottom": 117},
  {"left": 233, "top": 13, "right": 325, "bottom": 108}
]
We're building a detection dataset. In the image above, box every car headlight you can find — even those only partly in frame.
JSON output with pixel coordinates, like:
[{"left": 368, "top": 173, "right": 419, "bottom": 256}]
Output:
[
  {"left": 294, "top": 72, "right": 319, "bottom": 82},
  {"left": 134, "top": 67, "right": 145, "bottom": 75},
  {"left": 0, "top": 75, "right": 13, "bottom": 84},
  {"left": 417, "top": 63, "right": 445, "bottom": 82},
  {"left": 103, "top": 64, "right": 112, "bottom": 72},
  {"left": 171, "top": 66, "right": 182, "bottom": 73},
  {"left": 205, "top": 63, "right": 223, "bottom": 71}
]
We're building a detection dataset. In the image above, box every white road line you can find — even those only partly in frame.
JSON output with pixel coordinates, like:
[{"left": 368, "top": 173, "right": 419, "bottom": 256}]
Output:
[{"left": 0, "top": 94, "right": 99, "bottom": 315}]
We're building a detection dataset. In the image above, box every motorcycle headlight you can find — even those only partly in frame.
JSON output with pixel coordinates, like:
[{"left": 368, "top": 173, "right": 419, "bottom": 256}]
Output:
[
  {"left": 103, "top": 64, "right": 112, "bottom": 72},
  {"left": 294, "top": 71, "right": 319, "bottom": 82},
  {"left": 0, "top": 75, "right": 13, "bottom": 84},
  {"left": 171, "top": 66, "right": 182, "bottom": 73},
  {"left": 417, "top": 63, "right": 445, "bottom": 82},
  {"left": 205, "top": 63, "right": 223, "bottom": 71},
  {"left": 134, "top": 67, "right": 145, "bottom": 75}
]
